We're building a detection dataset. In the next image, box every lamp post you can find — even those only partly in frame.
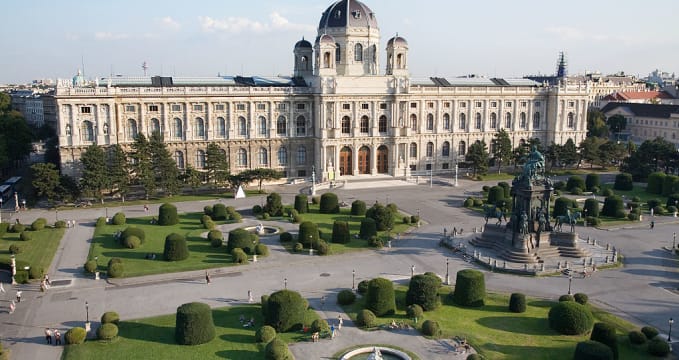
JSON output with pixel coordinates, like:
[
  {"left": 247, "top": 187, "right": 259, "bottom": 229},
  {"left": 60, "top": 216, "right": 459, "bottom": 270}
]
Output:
[
  {"left": 85, "top": 301, "right": 90, "bottom": 332},
  {"left": 56, "top": 208, "right": 59, "bottom": 222},
  {"left": 0, "top": 198, "right": 3, "bottom": 223},
  {"left": 445, "top": 258, "right": 450, "bottom": 285},
  {"left": 284, "top": 278, "right": 287, "bottom": 290},
  {"left": 583, "top": 208, "right": 587, "bottom": 227},
  {"left": 567, "top": 273, "right": 573, "bottom": 295},
  {"left": 411, "top": 264, "right": 415, "bottom": 278},
  {"left": 309, "top": 235, "right": 313, "bottom": 255},
  {"left": 669, "top": 318, "right": 674, "bottom": 342},
  {"left": 674, "top": 232, "right": 676, "bottom": 250},
  {"left": 417, "top": 208, "right": 421, "bottom": 227},
  {"left": 454, "top": 163, "right": 459, "bottom": 187},
  {"left": 22, "top": 199, "right": 26, "bottom": 210},
  {"left": 352, "top": 269, "right": 355, "bottom": 291}
]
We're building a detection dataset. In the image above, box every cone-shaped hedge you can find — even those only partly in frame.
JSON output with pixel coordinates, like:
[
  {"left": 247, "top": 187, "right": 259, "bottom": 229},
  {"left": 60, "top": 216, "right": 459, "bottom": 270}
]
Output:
[
  {"left": 359, "top": 218, "right": 377, "bottom": 239},
  {"left": 265, "top": 290, "right": 307, "bottom": 332},
  {"left": 294, "top": 194, "right": 309, "bottom": 214},
  {"left": 175, "top": 302, "right": 215, "bottom": 345},
  {"left": 453, "top": 269, "right": 485, "bottom": 307},
  {"left": 158, "top": 203, "right": 179, "bottom": 225},
  {"left": 164, "top": 233, "right": 189, "bottom": 261},
  {"left": 297, "top": 222, "right": 319, "bottom": 247},
  {"left": 331, "top": 221, "right": 350, "bottom": 244},
  {"left": 509, "top": 293, "right": 526, "bottom": 313},
  {"left": 366, "top": 278, "right": 396, "bottom": 316}
]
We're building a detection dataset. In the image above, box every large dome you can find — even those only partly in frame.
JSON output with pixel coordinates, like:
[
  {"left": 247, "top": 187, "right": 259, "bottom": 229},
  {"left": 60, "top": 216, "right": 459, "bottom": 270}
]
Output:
[{"left": 318, "top": 0, "right": 378, "bottom": 31}]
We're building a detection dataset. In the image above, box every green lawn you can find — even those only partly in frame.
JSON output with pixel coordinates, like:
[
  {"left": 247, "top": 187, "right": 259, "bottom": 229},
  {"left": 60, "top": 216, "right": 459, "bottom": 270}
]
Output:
[
  {"left": 62, "top": 304, "right": 322, "bottom": 360},
  {"left": 88, "top": 213, "right": 246, "bottom": 277},
  {"left": 0, "top": 226, "right": 65, "bottom": 274},
  {"left": 342, "top": 287, "right": 653, "bottom": 360},
  {"left": 600, "top": 184, "right": 666, "bottom": 206}
]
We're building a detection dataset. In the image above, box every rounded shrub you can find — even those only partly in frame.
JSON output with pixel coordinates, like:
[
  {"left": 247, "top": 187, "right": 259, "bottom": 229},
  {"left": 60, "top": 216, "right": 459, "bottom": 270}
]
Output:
[
  {"left": 101, "top": 311, "right": 120, "bottom": 325},
  {"left": 487, "top": 186, "right": 505, "bottom": 205},
  {"left": 574, "top": 293, "right": 589, "bottom": 305},
  {"left": 264, "top": 290, "right": 307, "bottom": 332},
  {"left": 331, "top": 221, "right": 350, "bottom": 244},
  {"left": 297, "top": 221, "right": 319, "bottom": 247},
  {"left": 406, "top": 304, "right": 424, "bottom": 319},
  {"left": 264, "top": 337, "right": 293, "bottom": 360},
  {"left": 97, "top": 323, "right": 119, "bottom": 341},
  {"left": 548, "top": 301, "right": 594, "bottom": 335},
  {"left": 108, "top": 257, "right": 122, "bottom": 267},
  {"left": 112, "top": 212, "right": 126, "bottom": 225},
  {"left": 255, "top": 243, "right": 269, "bottom": 256},
  {"left": 406, "top": 274, "right": 442, "bottom": 311},
  {"left": 227, "top": 229, "right": 255, "bottom": 254},
  {"left": 554, "top": 180, "right": 566, "bottom": 190},
  {"left": 356, "top": 309, "right": 377, "bottom": 328},
  {"left": 647, "top": 338, "right": 670, "bottom": 357},
  {"left": 55, "top": 220, "right": 67, "bottom": 228},
  {"left": 586, "top": 174, "right": 601, "bottom": 191},
  {"left": 108, "top": 263, "right": 124, "bottom": 278},
  {"left": 231, "top": 248, "right": 248, "bottom": 264},
  {"left": 319, "top": 193, "right": 340, "bottom": 214},
  {"left": 19, "top": 231, "right": 32, "bottom": 241},
  {"left": 124, "top": 235, "right": 141, "bottom": 249},
  {"left": 310, "top": 318, "right": 329, "bottom": 334},
  {"left": 571, "top": 187, "right": 584, "bottom": 195},
  {"left": 498, "top": 181, "right": 511, "bottom": 198},
  {"left": 14, "top": 270, "right": 29, "bottom": 284},
  {"left": 65, "top": 327, "right": 87, "bottom": 345},
  {"left": 601, "top": 196, "right": 623, "bottom": 217},
  {"left": 264, "top": 192, "right": 284, "bottom": 217},
  {"left": 590, "top": 322, "right": 618, "bottom": 360},
  {"left": 204, "top": 219, "right": 215, "bottom": 231},
  {"left": 559, "top": 294, "right": 575, "bottom": 302},
  {"left": 402, "top": 216, "right": 411, "bottom": 224},
  {"left": 453, "top": 269, "right": 486, "bottom": 307},
  {"left": 122, "top": 227, "right": 146, "bottom": 243},
  {"left": 212, "top": 203, "right": 228, "bottom": 220},
  {"left": 573, "top": 340, "right": 614, "bottom": 360},
  {"left": 463, "top": 197, "right": 474, "bottom": 208},
  {"left": 588, "top": 216, "right": 603, "bottom": 225},
  {"left": 584, "top": 198, "right": 600, "bottom": 218},
  {"left": 255, "top": 325, "right": 276, "bottom": 343},
  {"left": 207, "top": 229, "right": 223, "bottom": 242},
  {"left": 368, "top": 236, "right": 383, "bottom": 248},
  {"left": 357, "top": 280, "right": 369, "bottom": 294},
  {"left": 466, "top": 355, "right": 483, "bottom": 360},
  {"left": 411, "top": 215, "right": 420, "bottom": 224},
  {"left": 96, "top": 217, "right": 107, "bottom": 227},
  {"left": 567, "top": 176, "right": 585, "bottom": 192},
  {"left": 29, "top": 266, "right": 44, "bottom": 280},
  {"left": 11, "top": 223, "right": 25, "bottom": 233},
  {"left": 164, "top": 233, "right": 190, "bottom": 261},
  {"left": 279, "top": 232, "right": 293, "bottom": 243},
  {"left": 628, "top": 330, "right": 647, "bottom": 345},
  {"left": 366, "top": 278, "right": 396, "bottom": 316},
  {"left": 252, "top": 205, "right": 263, "bottom": 214},
  {"left": 421, "top": 320, "right": 441, "bottom": 337},
  {"left": 482, "top": 185, "right": 490, "bottom": 192},
  {"left": 366, "top": 203, "right": 395, "bottom": 231},
  {"left": 158, "top": 203, "right": 179, "bottom": 225},
  {"left": 351, "top": 200, "right": 367, "bottom": 215},
  {"left": 31, "top": 218, "right": 47, "bottom": 231},
  {"left": 641, "top": 326, "right": 659, "bottom": 340},
  {"left": 316, "top": 240, "right": 329, "bottom": 255},
  {"left": 203, "top": 205, "right": 213, "bottom": 216},
  {"left": 591, "top": 186, "right": 600, "bottom": 194},
  {"left": 293, "top": 243, "right": 303, "bottom": 252},
  {"left": 553, "top": 197, "right": 572, "bottom": 218},
  {"left": 337, "top": 289, "right": 356, "bottom": 305},
  {"left": 509, "top": 293, "right": 526, "bottom": 313},
  {"left": 175, "top": 302, "right": 216, "bottom": 345},
  {"left": 646, "top": 172, "right": 666, "bottom": 194},
  {"left": 359, "top": 218, "right": 377, "bottom": 239},
  {"left": 662, "top": 175, "right": 679, "bottom": 196},
  {"left": 294, "top": 194, "right": 309, "bottom": 214},
  {"left": 614, "top": 173, "right": 633, "bottom": 191}
]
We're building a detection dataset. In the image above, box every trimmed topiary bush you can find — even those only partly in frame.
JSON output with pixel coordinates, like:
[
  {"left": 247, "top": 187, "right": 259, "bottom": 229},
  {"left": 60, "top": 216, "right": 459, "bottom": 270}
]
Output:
[
  {"left": 175, "top": 302, "right": 216, "bottom": 345},
  {"left": 255, "top": 325, "right": 276, "bottom": 343},
  {"left": 264, "top": 337, "right": 293, "bottom": 360},
  {"left": 586, "top": 174, "right": 600, "bottom": 191},
  {"left": 316, "top": 240, "right": 329, "bottom": 255},
  {"left": 453, "top": 269, "right": 486, "bottom": 307},
  {"left": 567, "top": 176, "right": 585, "bottom": 192},
  {"left": 0, "top": 222, "right": 10, "bottom": 235},
  {"left": 13, "top": 270, "right": 28, "bottom": 284},
  {"left": 101, "top": 311, "right": 120, "bottom": 325},
  {"left": 553, "top": 197, "right": 572, "bottom": 218},
  {"left": 31, "top": 218, "right": 47, "bottom": 231},
  {"left": 158, "top": 203, "right": 179, "bottom": 225},
  {"left": 8, "top": 244, "right": 21, "bottom": 255},
  {"left": 122, "top": 227, "right": 146, "bottom": 243},
  {"left": 498, "top": 181, "right": 511, "bottom": 198},
  {"left": 466, "top": 355, "right": 483, "bottom": 360},
  {"left": 297, "top": 221, "right": 319, "bottom": 247},
  {"left": 366, "top": 203, "right": 395, "bottom": 231},
  {"left": 359, "top": 218, "right": 377, "bottom": 239},
  {"left": 19, "top": 231, "right": 32, "bottom": 241},
  {"left": 95, "top": 217, "right": 106, "bottom": 227},
  {"left": 227, "top": 228, "right": 256, "bottom": 254},
  {"left": 10, "top": 223, "right": 25, "bottom": 233},
  {"left": 574, "top": 293, "right": 589, "bottom": 305},
  {"left": 590, "top": 322, "right": 618, "bottom": 360},
  {"left": 264, "top": 192, "right": 284, "bottom": 217},
  {"left": 641, "top": 326, "right": 659, "bottom": 340},
  {"left": 421, "top": 320, "right": 441, "bottom": 337},
  {"left": 406, "top": 304, "right": 424, "bottom": 319},
  {"left": 207, "top": 229, "right": 223, "bottom": 244},
  {"left": 406, "top": 274, "right": 441, "bottom": 311},
  {"left": 65, "top": 327, "right": 87, "bottom": 345},
  {"left": 337, "top": 289, "right": 356, "bottom": 305},
  {"left": 97, "top": 323, "right": 119, "bottom": 341},
  {"left": 203, "top": 205, "right": 213, "bottom": 216},
  {"left": 294, "top": 194, "right": 309, "bottom": 214},
  {"left": 264, "top": 290, "right": 307, "bottom": 332},
  {"left": 331, "top": 221, "right": 350, "bottom": 244},
  {"left": 646, "top": 172, "right": 666, "bottom": 194},
  {"left": 366, "top": 278, "right": 396, "bottom": 316},
  {"left": 584, "top": 198, "right": 600, "bottom": 218},
  {"left": 255, "top": 243, "right": 269, "bottom": 256},
  {"left": 356, "top": 309, "right": 377, "bottom": 328},
  {"left": 231, "top": 248, "right": 248, "bottom": 264},
  {"left": 601, "top": 196, "right": 623, "bottom": 217},
  {"left": 164, "top": 233, "right": 190, "bottom": 261},
  {"left": 613, "top": 173, "right": 633, "bottom": 191},
  {"left": 124, "top": 235, "right": 141, "bottom": 249},
  {"left": 487, "top": 186, "right": 505, "bottom": 205},
  {"left": 319, "top": 193, "right": 340, "bottom": 214},
  {"left": 108, "top": 262, "right": 124, "bottom": 278},
  {"left": 509, "top": 293, "right": 526, "bottom": 313},
  {"left": 112, "top": 212, "right": 126, "bottom": 225},
  {"left": 628, "top": 330, "right": 647, "bottom": 344},
  {"left": 279, "top": 232, "right": 293, "bottom": 243},
  {"left": 573, "top": 340, "right": 614, "bottom": 360},
  {"left": 310, "top": 318, "right": 329, "bottom": 334},
  {"left": 357, "top": 280, "right": 369, "bottom": 294},
  {"left": 559, "top": 294, "right": 575, "bottom": 302},
  {"left": 29, "top": 266, "right": 44, "bottom": 280},
  {"left": 463, "top": 197, "right": 474, "bottom": 208},
  {"left": 293, "top": 243, "right": 303, "bottom": 252},
  {"left": 212, "top": 203, "right": 228, "bottom": 220},
  {"left": 662, "top": 175, "right": 679, "bottom": 196},
  {"left": 548, "top": 301, "right": 594, "bottom": 335},
  {"left": 252, "top": 205, "right": 263, "bottom": 214},
  {"left": 351, "top": 200, "right": 367, "bottom": 216},
  {"left": 647, "top": 338, "right": 670, "bottom": 357}
]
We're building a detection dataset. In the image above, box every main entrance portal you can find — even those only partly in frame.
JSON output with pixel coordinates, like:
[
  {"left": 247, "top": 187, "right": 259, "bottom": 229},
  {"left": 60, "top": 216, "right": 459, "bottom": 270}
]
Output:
[
  {"left": 339, "top": 147, "right": 353, "bottom": 176},
  {"left": 358, "top": 146, "right": 370, "bottom": 174},
  {"left": 377, "top": 145, "right": 388, "bottom": 174}
]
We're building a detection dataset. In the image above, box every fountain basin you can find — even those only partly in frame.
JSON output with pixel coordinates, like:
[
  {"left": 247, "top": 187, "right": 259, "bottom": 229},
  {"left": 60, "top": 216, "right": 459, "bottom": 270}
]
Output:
[
  {"left": 242, "top": 225, "right": 280, "bottom": 236},
  {"left": 340, "top": 346, "right": 411, "bottom": 360}
]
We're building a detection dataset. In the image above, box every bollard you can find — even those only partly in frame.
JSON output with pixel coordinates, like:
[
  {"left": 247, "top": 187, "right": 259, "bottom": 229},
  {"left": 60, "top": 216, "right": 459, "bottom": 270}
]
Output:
[
  {"left": 583, "top": 258, "right": 587, "bottom": 266},
  {"left": 557, "top": 261, "right": 562, "bottom": 270},
  {"left": 589, "top": 258, "right": 594, "bottom": 266},
  {"left": 566, "top": 261, "right": 570, "bottom": 269},
  {"left": 540, "top": 263, "right": 545, "bottom": 272},
  {"left": 487, "top": 257, "right": 491, "bottom": 264},
  {"left": 524, "top": 263, "right": 528, "bottom": 271},
  {"left": 503, "top": 261, "right": 506, "bottom": 269},
  {"left": 606, "top": 243, "right": 610, "bottom": 251}
]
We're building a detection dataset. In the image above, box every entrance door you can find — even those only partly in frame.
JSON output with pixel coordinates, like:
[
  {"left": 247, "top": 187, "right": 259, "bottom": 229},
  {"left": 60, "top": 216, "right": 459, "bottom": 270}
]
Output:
[
  {"left": 358, "top": 146, "right": 370, "bottom": 174},
  {"left": 339, "top": 147, "right": 353, "bottom": 176},
  {"left": 377, "top": 145, "right": 388, "bottom": 174}
]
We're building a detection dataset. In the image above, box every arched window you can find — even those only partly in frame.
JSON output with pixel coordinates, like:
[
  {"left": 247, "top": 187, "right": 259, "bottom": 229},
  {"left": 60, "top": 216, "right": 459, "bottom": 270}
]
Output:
[
  {"left": 150, "top": 118, "right": 160, "bottom": 135},
  {"left": 567, "top": 112, "right": 575, "bottom": 128},
  {"left": 278, "top": 147, "right": 288, "bottom": 165},
  {"left": 174, "top": 151, "right": 184, "bottom": 169},
  {"left": 196, "top": 150, "right": 206, "bottom": 169},
  {"left": 277, "top": 116, "right": 287, "bottom": 135},
  {"left": 259, "top": 116, "right": 267, "bottom": 136},
  {"left": 426, "top": 114, "right": 434, "bottom": 131},
  {"left": 475, "top": 113, "right": 482, "bottom": 129},
  {"left": 324, "top": 52, "right": 331, "bottom": 68},
  {"left": 258, "top": 147, "right": 268, "bottom": 166},
  {"left": 195, "top": 118, "right": 205, "bottom": 138},
  {"left": 173, "top": 118, "right": 183, "bottom": 139},
  {"left": 426, "top": 142, "right": 434, "bottom": 157},
  {"left": 127, "top": 119, "right": 138, "bottom": 139},
  {"left": 397, "top": 54, "right": 403, "bottom": 68},
  {"left": 409, "top": 142, "right": 417, "bottom": 158},
  {"left": 103, "top": 124, "right": 109, "bottom": 135},
  {"left": 533, "top": 112, "right": 541, "bottom": 129},
  {"left": 354, "top": 43, "right": 363, "bottom": 61},
  {"left": 301, "top": 55, "right": 309, "bottom": 70},
  {"left": 458, "top": 141, "right": 467, "bottom": 156},
  {"left": 519, "top": 112, "right": 527, "bottom": 129},
  {"left": 442, "top": 141, "right": 450, "bottom": 157},
  {"left": 65, "top": 124, "right": 72, "bottom": 136},
  {"left": 505, "top": 112, "right": 512, "bottom": 128},
  {"left": 459, "top": 113, "right": 466, "bottom": 130},
  {"left": 237, "top": 148, "right": 248, "bottom": 167},
  {"left": 378, "top": 115, "right": 387, "bottom": 133},
  {"left": 296, "top": 115, "right": 306, "bottom": 136},
  {"left": 341, "top": 116, "right": 351, "bottom": 134},
  {"left": 217, "top": 117, "right": 226, "bottom": 138},
  {"left": 443, "top": 113, "right": 450, "bottom": 130},
  {"left": 297, "top": 146, "right": 306, "bottom": 164},
  {"left": 81, "top": 121, "right": 94, "bottom": 141},
  {"left": 238, "top": 116, "right": 247, "bottom": 136},
  {"left": 410, "top": 114, "right": 417, "bottom": 130},
  {"left": 490, "top": 113, "right": 497, "bottom": 129},
  {"left": 335, "top": 43, "right": 341, "bottom": 62},
  {"left": 360, "top": 116, "right": 369, "bottom": 134}
]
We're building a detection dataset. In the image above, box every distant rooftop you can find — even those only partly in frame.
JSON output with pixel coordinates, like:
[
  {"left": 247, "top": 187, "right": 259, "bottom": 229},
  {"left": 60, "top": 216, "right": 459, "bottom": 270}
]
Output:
[
  {"left": 412, "top": 77, "right": 541, "bottom": 87},
  {"left": 98, "top": 75, "right": 306, "bottom": 87}
]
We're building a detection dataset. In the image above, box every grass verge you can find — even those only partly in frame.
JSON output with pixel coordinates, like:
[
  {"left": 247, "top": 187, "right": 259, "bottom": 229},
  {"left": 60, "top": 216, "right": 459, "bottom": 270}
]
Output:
[{"left": 0, "top": 226, "right": 65, "bottom": 274}]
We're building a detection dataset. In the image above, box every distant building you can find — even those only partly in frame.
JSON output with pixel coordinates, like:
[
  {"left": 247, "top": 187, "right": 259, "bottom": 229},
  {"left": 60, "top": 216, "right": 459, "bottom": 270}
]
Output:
[
  {"left": 600, "top": 90, "right": 677, "bottom": 108},
  {"left": 9, "top": 89, "right": 57, "bottom": 128},
  {"left": 646, "top": 69, "right": 676, "bottom": 88},
  {"left": 601, "top": 102, "right": 679, "bottom": 147}
]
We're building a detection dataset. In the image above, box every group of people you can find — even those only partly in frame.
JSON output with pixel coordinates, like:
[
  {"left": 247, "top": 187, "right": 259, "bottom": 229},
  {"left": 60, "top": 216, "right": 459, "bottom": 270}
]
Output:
[
  {"left": 239, "top": 314, "right": 255, "bottom": 327},
  {"left": 44, "top": 328, "right": 62, "bottom": 345},
  {"left": 40, "top": 273, "right": 51, "bottom": 292}
]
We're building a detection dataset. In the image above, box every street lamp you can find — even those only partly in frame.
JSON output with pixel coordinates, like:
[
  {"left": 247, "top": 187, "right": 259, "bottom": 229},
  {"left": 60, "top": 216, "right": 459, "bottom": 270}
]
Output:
[
  {"left": 85, "top": 301, "right": 89, "bottom": 323},
  {"left": 309, "top": 235, "right": 313, "bottom": 255},
  {"left": 55, "top": 208, "right": 59, "bottom": 222},
  {"left": 411, "top": 265, "right": 415, "bottom": 278},
  {"left": 583, "top": 208, "right": 587, "bottom": 227},
  {"left": 22, "top": 199, "right": 26, "bottom": 210},
  {"left": 567, "top": 273, "right": 573, "bottom": 295},
  {"left": 674, "top": 232, "right": 676, "bottom": 250},
  {"left": 0, "top": 198, "right": 3, "bottom": 223},
  {"left": 445, "top": 258, "right": 450, "bottom": 285},
  {"left": 417, "top": 208, "right": 421, "bottom": 227},
  {"left": 669, "top": 318, "right": 674, "bottom": 342},
  {"left": 284, "top": 278, "right": 287, "bottom": 290},
  {"left": 352, "top": 269, "right": 356, "bottom": 291}
]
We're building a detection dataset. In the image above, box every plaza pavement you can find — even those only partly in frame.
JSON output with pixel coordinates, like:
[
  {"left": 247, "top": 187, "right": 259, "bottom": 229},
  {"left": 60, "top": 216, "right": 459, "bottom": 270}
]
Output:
[{"left": 0, "top": 177, "right": 677, "bottom": 359}]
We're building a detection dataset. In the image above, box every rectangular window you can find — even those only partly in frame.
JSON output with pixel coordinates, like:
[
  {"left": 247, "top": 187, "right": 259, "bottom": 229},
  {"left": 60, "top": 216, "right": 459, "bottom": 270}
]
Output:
[
  {"left": 475, "top": 101, "right": 482, "bottom": 108},
  {"left": 215, "top": 104, "right": 225, "bottom": 111},
  {"left": 505, "top": 101, "right": 512, "bottom": 107},
  {"left": 257, "top": 103, "right": 266, "bottom": 110},
  {"left": 534, "top": 101, "right": 541, "bottom": 107},
  {"left": 427, "top": 102, "right": 434, "bottom": 109},
  {"left": 490, "top": 101, "right": 497, "bottom": 108},
  {"left": 80, "top": 106, "right": 91, "bottom": 114},
  {"left": 125, "top": 105, "right": 135, "bottom": 112},
  {"left": 296, "top": 103, "right": 306, "bottom": 110},
  {"left": 148, "top": 105, "right": 159, "bottom": 112},
  {"left": 568, "top": 101, "right": 575, "bottom": 107},
  {"left": 460, "top": 102, "right": 467, "bottom": 108},
  {"left": 193, "top": 104, "right": 203, "bottom": 111},
  {"left": 236, "top": 103, "right": 246, "bottom": 111},
  {"left": 425, "top": 164, "right": 432, "bottom": 171},
  {"left": 409, "top": 164, "right": 417, "bottom": 171},
  {"left": 342, "top": 103, "right": 351, "bottom": 110},
  {"left": 171, "top": 104, "right": 182, "bottom": 112},
  {"left": 520, "top": 101, "right": 527, "bottom": 107},
  {"left": 442, "top": 163, "right": 449, "bottom": 170},
  {"left": 444, "top": 102, "right": 451, "bottom": 108},
  {"left": 277, "top": 103, "right": 287, "bottom": 111},
  {"left": 410, "top": 102, "right": 417, "bottom": 108},
  {"left": 380, "top": 103, "right": 387, "bottom": 110},
  {"left": 361, "top": 103, "right": 369, "bottom": 110},
  {"left": 297, "top": 170, "right": 307, "bottom": 177}
]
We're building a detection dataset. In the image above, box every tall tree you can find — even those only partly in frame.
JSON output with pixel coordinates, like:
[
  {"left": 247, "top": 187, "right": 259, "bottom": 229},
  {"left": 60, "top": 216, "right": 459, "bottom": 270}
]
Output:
[
  {"left": 149, "top": 133, "right": 180, "bottom": 196},
  {"left": 80, "top": 144, "right": 109, "bottom": 203},
  {"left": 597, "top": 140, "right": 627, "bottom": 167},
  {"left": 0, "top": 111, "right": 32, "bottom": 170},
  {"left": 492, "top": 129, "right": 512, "bottom": 174},
  {"left": 587, "top": 110, "right": 609, "bottom": 138},
  {"left": 205, "top": 143, "right": 230, "bottom": 185},
  {"left": 606, "top": 114, "right": 627, "bottom": 138},
  {"left": 0, "top": 92, "right": 10, "bottom": 113},
  {"left": 578, "top": 137, "right": 607, "bottom": 168},
  {"left": 545, "top": 142, "right": 562, "bottom": 170},
  {"left": 31, "top": 163, "right": 61, "bottom": 204},
  {"left": 59, "top": 174, "right": 81, "bottom": 203},
  {"left": 108, "top": 144, "right": 130, "bottom": 202},
  {"left": 239, "top": 168, "right": 283, "bottom": 192},
  {"left": 560, "top": 138, "right": 578, "bottom": 167},
  {"left": 465, "top": 140, "right": 489, "bottom": 177},
  {"left": 181, "top": 165, "right": 203, "bottom": 193},
  {"left": 512, "top": 143, "right": 530, "bottom": 168},
  {"left": 130, "top": 133, "right": 155, "bottom": 199}
]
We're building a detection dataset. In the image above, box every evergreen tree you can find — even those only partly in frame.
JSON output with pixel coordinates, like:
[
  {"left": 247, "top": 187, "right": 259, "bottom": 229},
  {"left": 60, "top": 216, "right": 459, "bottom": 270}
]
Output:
[
  {"left": 587, "top": 109, "right": 609, "bottom": 138},
  {"left": 561, "top": 138, "right": 578, "bottom": 167},
  {"left": 181, "top": 165, "right": 203, "bottom": 193},
  {"left": 31, "top": 163, "right": 61, "bottom": 204},
  {"left": 0, "top": 111, "right": 32, "bottom": 170},
  {"left": 492, "top": 129, "right": 512, "bottom": 173},
  {"left": 80, "top": 144, "right": 109, "bottom": 203},
  {"left": 108, "top": 144, "right": 130, "bottom": 202},
  {"left": 239, "top": 168, "right": 283, "bottom": 192},
  {"left": 545, "top": 142, "right": 562, "bottom": 169},
  {"left": 466, "top": 140, "right": 489, "bottom": 177},
  {"left": 130, "top": 133, "right": 155, "bottom": 199},
  {"left": 205, "top": 143, "right": 229, "bottom": 185},
  {"left": 149, "top": 133, "right": 180, "bottom": 196}
]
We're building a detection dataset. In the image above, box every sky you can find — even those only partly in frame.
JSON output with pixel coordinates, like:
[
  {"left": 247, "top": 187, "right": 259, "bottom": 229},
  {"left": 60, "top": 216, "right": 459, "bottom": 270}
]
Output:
[{"left": 1, "top": 0, "right": 678, "bottom": 84}]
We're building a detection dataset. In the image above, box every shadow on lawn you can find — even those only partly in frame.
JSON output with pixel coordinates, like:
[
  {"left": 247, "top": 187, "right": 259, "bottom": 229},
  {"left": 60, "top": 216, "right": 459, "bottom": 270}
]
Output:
[
  {"left": 475, "top": 316, "right": 551, "bottom": 335},
  {"left": 215, "top": 349, "right": 261, "bottom": 359},
  {"left": 482, "top": 342, "right": 573, "bottom": 360},
  {"left": 119, "top": 321, "right": 175, "bottom": 344}
]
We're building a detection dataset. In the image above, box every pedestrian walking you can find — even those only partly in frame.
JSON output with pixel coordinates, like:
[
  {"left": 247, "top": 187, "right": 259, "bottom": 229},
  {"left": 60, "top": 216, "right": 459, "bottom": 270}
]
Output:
[
  {"left": 40, "top": 280, "right": 47, "bottom": 292},
  {"left": 248, "top": 290, "right": 253, "bottom": 303},
  {"left": 144, "top": 204, "right": 149, "bottom": 213},
  {"left": 320, "top": 296, "right": 326, "bottom": 308},
  {"left": 44, "top": 273, "right": 50, "bottom": 286},
  {"left": 16, "top": 290, "right": 22, "bottom": 303},
  {"left": 330, "top": 324, "right": 335, "bottom": 339},
  {"left": 54, "top": 329, "right": 61, "bottom": 345},
  {"left": 650, "top": 221, "right": 655, "bottom": 230},
  {"left": 205, "top": 271, "right": 211, "bottom": 284},
  {"left": 453, "top": 227, "right": 457, "bottom": 237},
  {"left": 0, "top": 281, "right": 5, "bottom": 294},
  {"left": 45, "top": 328, "right": 53, "bottom": 344},
  {"left": 337, "top": 315, "right": 343, "bottom": 330},
  {"left": 9, "top": 300, "right": 15, "bottom": 314}
]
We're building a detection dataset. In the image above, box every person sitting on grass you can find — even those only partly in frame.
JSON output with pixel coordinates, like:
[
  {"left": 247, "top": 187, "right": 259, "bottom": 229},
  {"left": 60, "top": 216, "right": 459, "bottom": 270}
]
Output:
[{"left": 389, "top": 320, "right": 397, "bottom": 329}]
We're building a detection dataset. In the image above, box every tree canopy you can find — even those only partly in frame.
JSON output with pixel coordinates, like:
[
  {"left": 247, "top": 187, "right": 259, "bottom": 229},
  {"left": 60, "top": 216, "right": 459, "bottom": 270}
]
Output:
[{"left": 466, "top": 140, "right": 489, "bottom": 176}]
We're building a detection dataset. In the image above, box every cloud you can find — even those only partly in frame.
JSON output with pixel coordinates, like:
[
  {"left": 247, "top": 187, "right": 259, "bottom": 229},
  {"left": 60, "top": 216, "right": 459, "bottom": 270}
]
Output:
[
  {"left": 160, "top": 16, "right": 180, "bottom": 30},
  {"left": 94, "top": 32, "right": 130, "bottom": 40},
  {"left": 199, "top": 12, "right": 313, "bottom": 34},
  {"left": 545, "top": 26, "right": 610, "bottom": 42}
]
